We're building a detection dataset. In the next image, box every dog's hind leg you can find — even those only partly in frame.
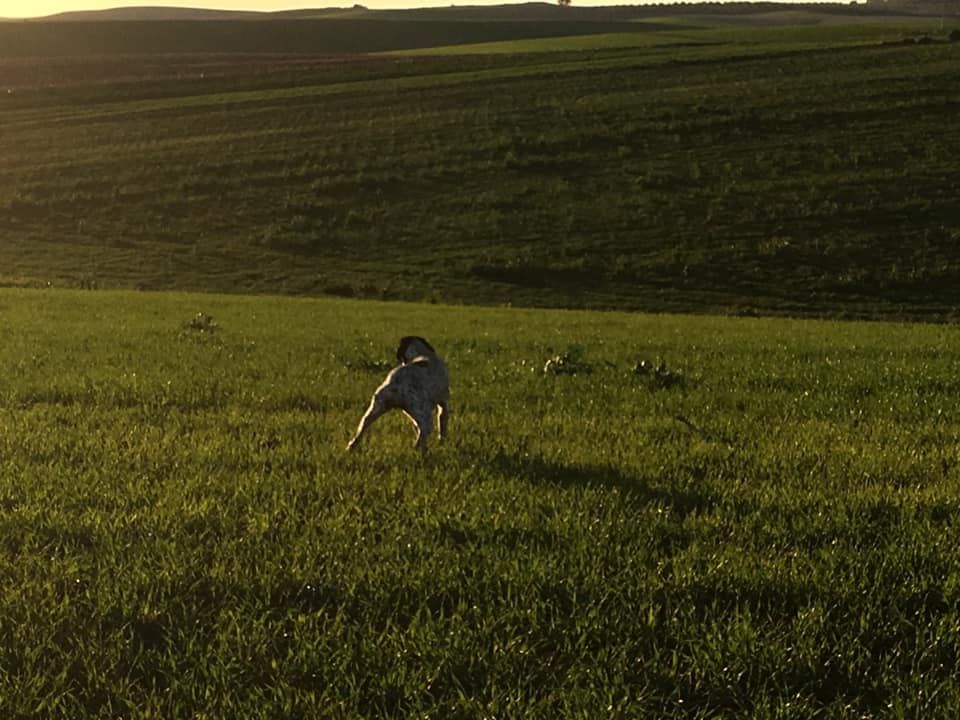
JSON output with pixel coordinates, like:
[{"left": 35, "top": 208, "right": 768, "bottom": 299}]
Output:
[
  {"left": 405, "top": 408, "right": 433, "bottom": 454},
  {"left": 437, "top": 401, "right": 449, "bottom": 442},
  {"left": 347, "top": 395, "right": 389, "bottom": 451}
]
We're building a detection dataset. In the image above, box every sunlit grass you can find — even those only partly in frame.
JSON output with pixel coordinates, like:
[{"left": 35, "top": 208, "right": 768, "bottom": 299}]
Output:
[
  {"left": 385, "top": 20, "right": 941, "bottom": 56},
  {"left": 2, "top": 289, "right": 960, "bottom": 717},
  {"left": 384, "top": 29, "right": 705, "bottom": 56}
]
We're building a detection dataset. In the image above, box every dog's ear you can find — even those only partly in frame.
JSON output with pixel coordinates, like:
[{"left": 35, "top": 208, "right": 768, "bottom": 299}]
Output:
[
  {"left": 396, "top": 338, "right": 411, "bottom": 365},
  {"left": 396, "top": 336, "right": 434, "bottom": 364}
]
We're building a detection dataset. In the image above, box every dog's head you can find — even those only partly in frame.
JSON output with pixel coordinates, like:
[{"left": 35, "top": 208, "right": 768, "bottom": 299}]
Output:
[{"left": 396, "top": 336, "right": 436, "bottom": 364}]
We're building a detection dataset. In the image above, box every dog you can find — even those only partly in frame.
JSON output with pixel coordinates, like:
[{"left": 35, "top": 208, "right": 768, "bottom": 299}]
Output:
[{"left": 347, "top": 336, "right": 449, "bottom": 454}]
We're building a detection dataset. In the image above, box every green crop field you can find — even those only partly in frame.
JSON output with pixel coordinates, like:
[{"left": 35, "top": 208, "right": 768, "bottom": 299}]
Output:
[
  {"left": 4, "top": 9, "right": 960, "bottom": 717},
  {"left": 2, "top": 288, "right": 960, "bottom": 718},
  {"left": 2, "top": 13, "right": 959, "bottom": 319}
]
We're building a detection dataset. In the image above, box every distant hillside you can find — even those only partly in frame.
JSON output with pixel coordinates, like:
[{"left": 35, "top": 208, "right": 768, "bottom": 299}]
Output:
[
  {"left": 3, "top": 19, "right": 960, "bottom": 318},
  {"left": 31, "top": 1, "right": 900, "bottom": 24},
  {"left": 1, "top": 2, "right": 916, "bottom": 58},
  {"left": 0, "top": 17, "right": 674, "bottom": 56},
  {"left": 36, "top": 5, "right": 369, "bottom": 21},
  {"left": 39, "top": 6, "right": 267, "bottom": 21}
]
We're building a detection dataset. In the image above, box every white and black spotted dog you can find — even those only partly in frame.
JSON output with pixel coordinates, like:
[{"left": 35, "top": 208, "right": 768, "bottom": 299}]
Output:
[{"left": 347, "top": 336, "right": 449, "bottom": 454}]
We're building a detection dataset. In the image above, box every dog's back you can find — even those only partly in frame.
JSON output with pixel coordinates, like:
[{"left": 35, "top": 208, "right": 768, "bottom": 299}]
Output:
[
  {"left": 347, "top": 336, "right": 450, "bottom": 453},
  {"left": 379, "top": 340, "right": 448, "bottom": 406},
  {"left": 381, "top": 353, "right": 448, "bottom": 404}
]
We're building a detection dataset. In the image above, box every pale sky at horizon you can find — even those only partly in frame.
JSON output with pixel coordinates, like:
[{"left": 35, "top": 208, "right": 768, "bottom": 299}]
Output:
[{"left": 0, "top": 0, "right": 635, "bottom": 19}]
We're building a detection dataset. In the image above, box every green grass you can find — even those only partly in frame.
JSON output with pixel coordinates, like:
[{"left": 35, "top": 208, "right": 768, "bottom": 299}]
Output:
[
  {"left": 5, "top": 10, "right": 960, "bottom": 717},
  {"left": 2, "top": 288, "right": 960, "bottom": 717},
  {"left": 382, "top": 26, "right": 705, "bottom": 55},
  {"left": 387, "top": 20, "right": 944, "bottom": 55}
]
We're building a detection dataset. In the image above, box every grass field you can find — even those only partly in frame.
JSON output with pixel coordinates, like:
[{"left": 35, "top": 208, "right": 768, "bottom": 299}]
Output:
[
  {"left": 6, "top": 7, "right": 960, "bottom": 718},
  {"left": 2, "top": 14, "right": 959, "bottom": 319},
  {"left": 2, "top": 288, "right": 960, "bottom": 717}
]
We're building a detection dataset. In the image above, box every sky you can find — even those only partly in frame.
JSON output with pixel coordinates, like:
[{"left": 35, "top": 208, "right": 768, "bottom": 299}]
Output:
[{"left": 3, "top": 0, "right": 622, "bottom": 19}]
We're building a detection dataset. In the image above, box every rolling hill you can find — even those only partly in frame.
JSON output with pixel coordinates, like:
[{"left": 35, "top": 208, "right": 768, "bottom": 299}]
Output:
[
  {"left": 1, "top": 11, "right": 958, "bottom": 319},
  {"left": 27, "top": 1, "right": 921, "bottom": 23}
]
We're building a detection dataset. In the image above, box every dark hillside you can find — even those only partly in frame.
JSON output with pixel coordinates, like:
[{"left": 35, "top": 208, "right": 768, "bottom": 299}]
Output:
[
  {"left": 37, "top": 6, "right": 266, "bottom": 21},
  {"left": 0, "top": 18, "right": 659, "bottom": 56},
  {"left": 2, "top": 20, "right": 959, "bottom": 319},
  {"left": 31, "top": 1, "right": 912, "bottom": 23}
]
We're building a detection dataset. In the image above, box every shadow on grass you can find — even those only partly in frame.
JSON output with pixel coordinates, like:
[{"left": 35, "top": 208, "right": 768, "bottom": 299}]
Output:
[{"left": 468, "top": 443, "right": 717, "bottom": 518}]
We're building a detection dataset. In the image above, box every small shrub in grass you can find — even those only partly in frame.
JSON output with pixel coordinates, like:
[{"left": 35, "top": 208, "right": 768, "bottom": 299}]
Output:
[
  {"left": 183, "top": 312, "right": 218, "bottom": 334},
  {"left": 634, "top": 357, "right": 685, "bottom": 390},
  {"left": 542, "top": 345, "right": 592, "bottom": 375}
]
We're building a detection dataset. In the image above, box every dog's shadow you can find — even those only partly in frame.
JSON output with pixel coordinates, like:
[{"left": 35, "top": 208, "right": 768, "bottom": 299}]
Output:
[{"left": 457, "top": 441, "right": 716, "bottom": 519}]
